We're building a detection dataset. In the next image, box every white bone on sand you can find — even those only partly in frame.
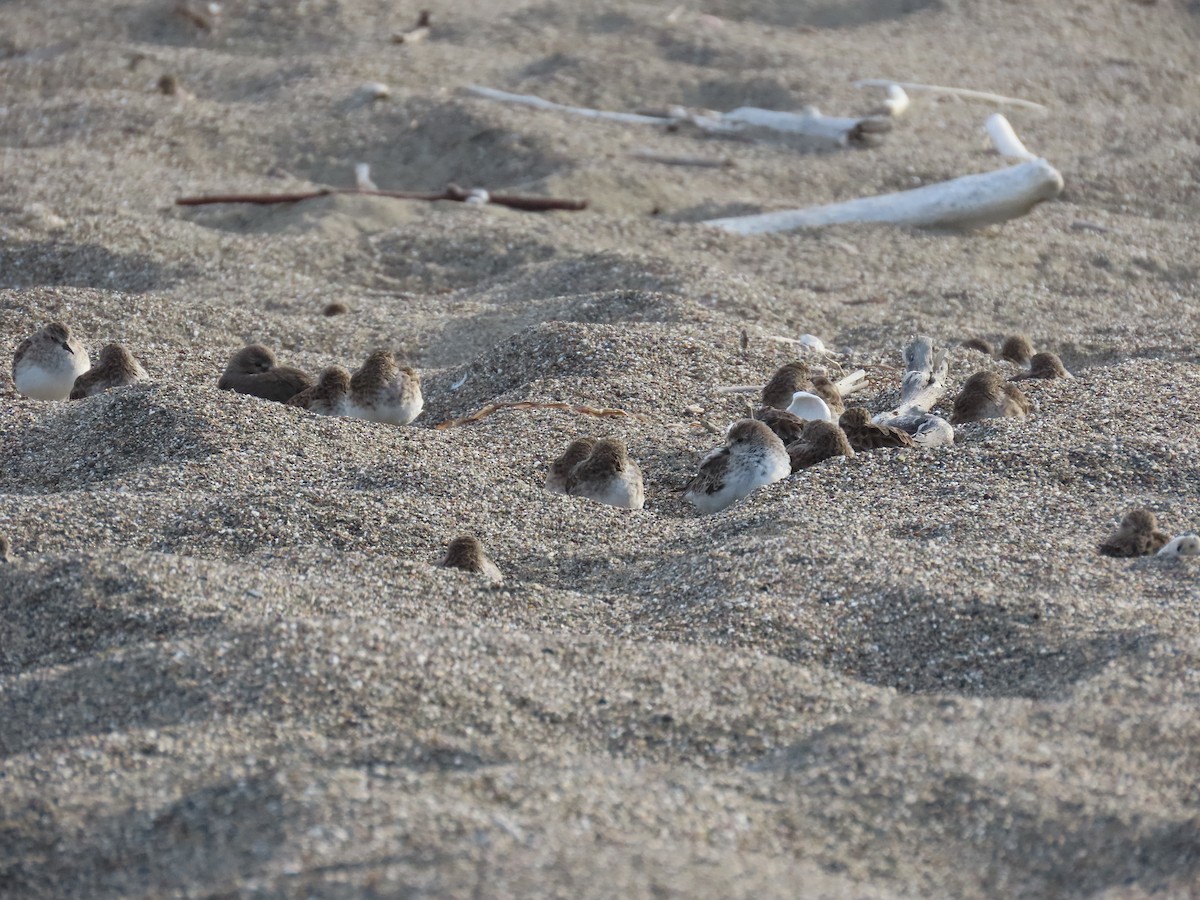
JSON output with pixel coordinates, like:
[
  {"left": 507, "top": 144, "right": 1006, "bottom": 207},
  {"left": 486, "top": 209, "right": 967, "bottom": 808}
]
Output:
[{"left": 703, "top": 116, "right": 1062, "bottom": 234}]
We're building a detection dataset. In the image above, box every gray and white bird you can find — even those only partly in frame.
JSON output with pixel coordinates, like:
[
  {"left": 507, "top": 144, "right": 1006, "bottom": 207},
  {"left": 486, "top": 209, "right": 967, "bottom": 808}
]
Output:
[
  {"left": 684, "top": 419, "right": 790, "bottom": 514},
  {"left": 12, "top": 322, "right": 90, "bottom": 400}
]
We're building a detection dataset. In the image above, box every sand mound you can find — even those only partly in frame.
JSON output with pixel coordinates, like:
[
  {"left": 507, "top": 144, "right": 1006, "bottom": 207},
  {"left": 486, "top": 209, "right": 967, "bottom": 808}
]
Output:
[{"left": 3, "top": 0, "right": 1200, "bottom": 896}]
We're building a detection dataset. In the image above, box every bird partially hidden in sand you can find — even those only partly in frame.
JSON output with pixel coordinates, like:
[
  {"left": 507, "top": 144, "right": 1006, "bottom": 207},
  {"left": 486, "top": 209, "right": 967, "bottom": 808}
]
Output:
[
  {"left": 786, "top": 419, "right": 854, "bottom": 472},
  {"left": 287, "top": 365, "right": 351, "bottom": 416},
  {"left": 1099, "top": 509, "right": 1169, "bottom": 558},
  {"left": 684, "top": 419, "right": 789, "bottom": 514},
  {"left": 761, "top": 361, "right": 814, "bottom": 410},
  {"left": 69, "top": 343, "right": 148, "bottom": 399},
  {"left": 839, "top": 407, "right": 916, "bottom": 452},
  {"left": 755, "top": 408, "right": 807, "bottom": 446},
  {"left": 760, "top": 361, "right": 865, "bottom": 411},
  {"left": 0, "top": 534, "right": 10, "bottom": 563},
  {"left": 439, "top": 534, "right": 503, "bottom": 582},
  {"left": 546, "top": 437, "right": 644, "bottom": 509},
  {"left": 1157, "top": 534, "right": 1200, "bottom": 559},
  {"left": 872, "top": 411, "right": 955, "bottom": 448},
  {"left": 999, "top": 334, "right": 1034, "bottom": 367},
  {"left": 347, "top": 350, "right": 423, "bottom": 425},
  {"left": 218, "top": 344, "right": 312, "bottom": 403},
  {"left": 12, "top": 322, "right": 91, "bottom": 400},
  {"left": 961, "top": 337, "right": 994, "bottom": 355},
  {"left": 950, "top": 372, "right": 1031, "bottom": 424},
  {"left": 1011, "top": 352, "right": 1073, "bottom": 381}
]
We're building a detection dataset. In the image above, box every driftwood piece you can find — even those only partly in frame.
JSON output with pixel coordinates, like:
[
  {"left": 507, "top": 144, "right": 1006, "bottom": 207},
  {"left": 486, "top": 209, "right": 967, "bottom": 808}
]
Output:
[
  {"left": 894, "top": 334, "right": 949, "bottom": 416},
  {"left": 175, "top": 184, "right": 587, "bottom": 212},
  {"left": 464, "top": 86, "right": 886, "bottom": 146},
  {"left": 704, "top": 157, "right": 1062, "bottom": 234},
  {"left": 434, "top": 401, "right": 645, "bottom": 430}
]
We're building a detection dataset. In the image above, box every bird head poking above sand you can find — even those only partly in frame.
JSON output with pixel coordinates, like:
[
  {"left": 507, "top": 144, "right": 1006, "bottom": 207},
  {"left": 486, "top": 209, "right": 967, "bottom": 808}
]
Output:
[
  {"left": 546, "top": 437, "right": 598, "bottom": 494},
  {"left": 950, "top": 372, "right": 1031, "bottom": 424},
  {"left": 787, "top": 419, "right": 854, "bottom": 472},
  {"left": 288, "top": 365, "right": 351, "bottom": 415},
  {"left": 354, "top": 349, "right": 400, "bottom": 386},
  {"left": 566, "top": 437, "right": 645, "bottom": 510},
  {"left": 726, "top": 418, "right": 779, "bottom": 451},
  {"left": 761, "top": 361, "right": 813, "bottom": 409},
  {"left": 1099, "top": 508, "right": 1170, "bottom": 557},
  {"left": 226, "top": 344, "right": 277, "bottom": 375},
  {"left": 999, "top": 334, "right": 1034, "bottom": 366},
  {"left": 70, "top": 343, "right": 148, "bottom": 399},
  {"left": 439, "top": 534, "right": 503, "bottom": 581},
  {"left": 838, "top": 407, "right": 873, "bottom": 429},
  {"left": 1012, "top": 351, "right": 1072, "bottom": 381},
  {"left": 962, "top": 337, "right": 994, "bottom": 355}
]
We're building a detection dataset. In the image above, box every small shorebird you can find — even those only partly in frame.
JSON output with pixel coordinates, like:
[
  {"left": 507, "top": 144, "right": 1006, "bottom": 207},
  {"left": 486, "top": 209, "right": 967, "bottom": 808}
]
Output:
[
  {"left": 951, "top": 372, "right": 1031, "bottom": 424},
  {"left": 1011, "top": 352, "right": 1072, "bottom": 381},
  {"left": 962, "top": 337, "right": 994, "bottom": 355},
  {"left": 286, "top": 365, "right": 351, "bottom": 416},
  {"left": 756, "top": 408, "right": 807, "bottom": 446},
  {"left": 12, "top": 322, "right": 90, "bottom": 400},
  {"left": 1157, "top": 534, "right": 1200, "bottom": 559},
  {"left": 69, "top": 343, "right": 148, "bottom": 399},
  {"left": 809, "top": 375, "right": 845, "bottom": 416},
  {"left": 218, "top": 344, "right": 312, "bottom": 403},
  {"left": 873, "top": 411, "right": 955, "bottom": 447},
  {"left": 761, "top": 361, "right": 814, "bottom": 409},
  {"left": 564, "top": 437, "right": 645, "bottom": 510},
  {"left": 0, "top": 534, "right": 10, "bottom": 563},
  {"left": 684, "top": 419, "right": 789, "bottom": 514},
  {"left": 546, "top": 438, "right": 597, "bottom": 494},
  {"left": 439, "top": 534, "right": 503, "bottom": 582},
  {"left": 1099, "top": 509, "right": 1169, "bottom": 557},
  {"left": 786, "top": 419, "right": 854, "bottom": 471},
  {"left": 839, "top": 407, "right": 916, "bottom": 451},
  {"left": 999, "top": 334, "right": 1034, "bottom": 366},
  {"left": 347, "top": 350, "right": 423, "bottom": 425}
]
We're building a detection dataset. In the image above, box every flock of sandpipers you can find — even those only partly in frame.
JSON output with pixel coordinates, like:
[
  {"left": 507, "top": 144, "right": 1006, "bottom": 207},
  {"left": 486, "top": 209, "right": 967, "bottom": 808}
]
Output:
[{"left": 5, "top": 322, "right": 1198, "bottom": 577}]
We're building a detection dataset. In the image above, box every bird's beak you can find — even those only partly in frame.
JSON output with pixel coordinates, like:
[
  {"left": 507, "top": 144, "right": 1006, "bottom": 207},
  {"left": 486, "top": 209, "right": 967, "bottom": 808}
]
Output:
[{"left": 62, "top": 343, "right": 73, "bottom": 354}]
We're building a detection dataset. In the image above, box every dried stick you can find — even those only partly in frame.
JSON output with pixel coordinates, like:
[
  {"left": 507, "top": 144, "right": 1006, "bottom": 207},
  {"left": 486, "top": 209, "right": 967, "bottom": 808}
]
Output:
[
  {"left": 175, "top": 185, "right": 587, "bottom": 212},
  {"left": 853, "top": 79, "right": 1048, "bottom": 111},
  {"left": 434, "top": 401, "right": 645, "bottom": 430},
  {"left": 628, "top": 148, "right": 734, "bottom": 168}
]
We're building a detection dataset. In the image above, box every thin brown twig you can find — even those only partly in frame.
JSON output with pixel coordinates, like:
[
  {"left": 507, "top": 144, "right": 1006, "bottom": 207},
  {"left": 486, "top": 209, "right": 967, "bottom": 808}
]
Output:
[
  {"left": 175, "top": 184, "right": 587, "bottom": 212},
  {"left": 434, "top": 401, "right": 645, "bottom": 430}
]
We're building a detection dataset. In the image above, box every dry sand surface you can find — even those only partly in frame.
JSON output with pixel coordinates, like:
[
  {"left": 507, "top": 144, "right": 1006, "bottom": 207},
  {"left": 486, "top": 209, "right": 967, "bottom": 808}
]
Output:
[{"left": 3, "top": 0, "right": 1200, "bottom": 896}]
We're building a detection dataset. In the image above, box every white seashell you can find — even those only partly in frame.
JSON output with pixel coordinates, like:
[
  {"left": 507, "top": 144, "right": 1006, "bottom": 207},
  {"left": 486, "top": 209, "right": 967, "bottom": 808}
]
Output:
[
  {"left": 359, "top": 82, "right": 391, "bottom": 101},
  {"left": 786, "top": 391, "right": 832, "bottom": 422}
]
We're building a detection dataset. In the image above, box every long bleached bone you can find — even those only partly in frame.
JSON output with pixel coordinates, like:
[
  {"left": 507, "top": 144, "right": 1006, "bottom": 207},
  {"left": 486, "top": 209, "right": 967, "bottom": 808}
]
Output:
[
  {"left": 853, "top": 79, "right": 1048, "bottom": 111},
  {"left": 464, "top": 86, "right": 887, "bottom": 146},
  {"left": 704, "top": 157, "right": 1062, "bottom": 234}
]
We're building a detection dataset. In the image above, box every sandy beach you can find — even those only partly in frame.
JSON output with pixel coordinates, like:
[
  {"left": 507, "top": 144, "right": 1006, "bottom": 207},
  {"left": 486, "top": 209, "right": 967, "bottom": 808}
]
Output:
[{"left": 2, "top": 0, "right": 1199, "bottom": 896}]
